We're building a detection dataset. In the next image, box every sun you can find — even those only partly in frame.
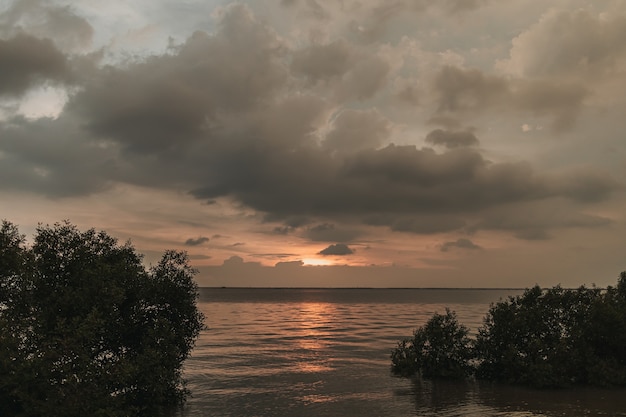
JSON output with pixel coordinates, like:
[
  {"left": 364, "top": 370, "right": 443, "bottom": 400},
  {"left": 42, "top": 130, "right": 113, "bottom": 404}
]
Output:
[{"left": 301, "top": 257, "right": 334, "bottom": 266}]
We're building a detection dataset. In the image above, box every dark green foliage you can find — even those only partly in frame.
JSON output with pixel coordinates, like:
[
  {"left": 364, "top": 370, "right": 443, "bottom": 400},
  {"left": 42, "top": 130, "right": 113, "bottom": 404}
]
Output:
[
  {"left": 0, "top": 221, "right": 204, "bottom": 417},
  {"left": 475, "top": 281, "right": 626, "bottom": 387},
  {"left": 393, "top": 273, "right": 626, "bottom": 389},
  {"left": 391, "top": 309, "right": 474, "bottom": 379},
  {"left": 475, "top": 285, "right": 599, "bottom": 387}
]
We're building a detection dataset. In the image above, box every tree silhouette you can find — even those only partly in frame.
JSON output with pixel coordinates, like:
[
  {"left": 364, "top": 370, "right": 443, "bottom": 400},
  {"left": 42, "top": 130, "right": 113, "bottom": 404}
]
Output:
[{"left": 0, "top": 220, "right": 204, "bottom": 416}]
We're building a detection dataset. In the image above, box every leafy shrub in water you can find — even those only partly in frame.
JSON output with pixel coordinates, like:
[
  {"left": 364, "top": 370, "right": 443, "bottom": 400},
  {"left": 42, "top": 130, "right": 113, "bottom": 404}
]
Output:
[
  {"left": 476, "top": 281, "right": 626, "bottom": 387},
  {"left": 0, "top": 221, "right": 205, "bottom": 416},
  {"left": 391, "top": 309, "right": 474, "bottom": 379},
  {"left": 393, "top": 273, "right": 626, "bottom": 388}
]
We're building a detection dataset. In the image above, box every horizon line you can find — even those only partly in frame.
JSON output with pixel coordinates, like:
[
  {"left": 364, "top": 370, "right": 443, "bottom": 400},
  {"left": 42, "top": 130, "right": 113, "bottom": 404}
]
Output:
[{"left": 198, "top": 286, "right": 529, "bottom": 290}]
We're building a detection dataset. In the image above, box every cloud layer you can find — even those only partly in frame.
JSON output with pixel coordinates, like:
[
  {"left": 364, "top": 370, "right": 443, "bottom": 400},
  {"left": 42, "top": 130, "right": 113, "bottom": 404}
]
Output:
[{"left": 1, "top": 0, "right": 625, "bottom": 287}]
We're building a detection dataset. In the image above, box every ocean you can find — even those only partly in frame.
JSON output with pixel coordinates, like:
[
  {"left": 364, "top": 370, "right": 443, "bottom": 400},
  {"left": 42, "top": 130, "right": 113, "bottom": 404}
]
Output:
[{"left": 178, "top": 288, "right": 626, "bottom": 416}]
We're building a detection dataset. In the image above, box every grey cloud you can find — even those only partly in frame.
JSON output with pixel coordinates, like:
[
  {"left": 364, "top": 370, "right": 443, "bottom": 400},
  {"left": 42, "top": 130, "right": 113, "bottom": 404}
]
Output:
[
  {"left": 395, "top": 83, "right": 420, "bottom": 106},
  {"left": 0, "top": 116, "right": 113, "bottom": 196},
  {"left": 254, "top": 253, "right": 298, "bottom": 260},
  {"left": 427, "top": 115, "right": 462, "bottom": 129},
  {"left": 252, "top": 94, "right": 329, "bottom": 148},
  {"left": 323, "top": 108, "right": 391, "bottom": 152},
  {"left": 189, "top": 254, "right": 212, "bottom": 260},
  {"left": 338, "top": 54, "right": 389, "bottom": 100},
  {"left": 185, "top": 236, "right": 209, "bottom": 246},
  {"left": 439, "top": 0, "right": 490, "bottom": 14},
  {"left": 264, "top": 215, "right": 311, "bottom": 229},
  {"left": 291, "top": 40, "right": 353, "bottom": 82},
  {"left": 473, "top": 200, "right": 613, "bottom": 239},
  {"left": 348, "top": 1, "right": 406, "bottom": 43},
  {"left": 434, "top": 65, "right": 508, "bottom": 113},
  {"left": 432, "top": 65, "right": 588, "bottom": 130},
  {"left": 556, "top": 170, "right": 620, "bottom": 203},
  {"left": 0, "top": 34, "right": 69, "bottom": 96},
  {"left": 292, "top": 38, "right": 390, "bottom": 101},
  {"left": 441, "top": 238, "right": 481, "bottom": 252},
  {"left": 318, "top": 243, "right": 354, "bottom": 256},
  {"left": 0, "top": 0, "right": 94, "bottom": 52},
  {"left": 280, "top": 0, "right": 329, "bottom": 20},
  {"left": 1, "top": 3, "right": 620, "bottom": 244},
  {"left": 512, "top": 80, "right": 588, "bottom": 131},
  {"left": 348, "top": 0, "right": 487, "bottom": 43},
  {"left": 283, "top": 216, "right": 312, "bottom": 228},
  {"left": 272, "top": 226, "right": 291, "bottom": 235},
  {"left": 188, "top": 141, "right": 616, "bottom": 234},
  {"left": 69, "top": 61, "right": 214, "bottom": 154},
  {"left": 67, "top": 4, "right": 288, "bottom": 154},
  {"left": 505, "top": 9, "right": 626, "bottom": 78},
  {"left": 425, "top": 129, "right": 479, "bottom": 148},
  {"left": 223, "top": 255, "right": 245, "bottom": 266},
  {"left": 410, "top": 0, "right": 490, "bottom": 14},
  {"left": 275, "top": 260, "right": 305, "bottom": 268},
  {"left": 306, "top": 223, "right": 361, "bottom": 242},
  {"left": 365, "top": 214, "right": 466, "bottom": 234},
  {"left": 514, "top": 229, "right": 550, "bottom": 241},
  {"left": 191, "top": 143, "right": 552, "bottom": 219}
]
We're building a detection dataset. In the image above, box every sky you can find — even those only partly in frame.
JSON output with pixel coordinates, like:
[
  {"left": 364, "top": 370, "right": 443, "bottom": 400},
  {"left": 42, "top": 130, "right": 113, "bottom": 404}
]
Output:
[{"left": 1, "top": 0, "right": 625, "bottom": 288}]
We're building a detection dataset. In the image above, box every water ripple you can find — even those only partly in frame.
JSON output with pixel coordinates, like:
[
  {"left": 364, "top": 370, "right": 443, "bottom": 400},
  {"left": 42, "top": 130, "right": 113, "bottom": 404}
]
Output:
[{"left": 179, "top": 289, "right": 626, "bottom": 417}]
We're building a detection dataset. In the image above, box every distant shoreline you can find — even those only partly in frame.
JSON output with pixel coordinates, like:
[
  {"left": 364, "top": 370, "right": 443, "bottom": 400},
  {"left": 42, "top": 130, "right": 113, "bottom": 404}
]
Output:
[{"left": 200, "top": 287, "right": 528, "bottom": 290}]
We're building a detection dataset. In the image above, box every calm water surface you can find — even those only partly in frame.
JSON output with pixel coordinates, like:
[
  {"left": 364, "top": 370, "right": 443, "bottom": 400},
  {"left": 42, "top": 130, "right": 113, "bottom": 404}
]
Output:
[{"left": 179, "top": 288, "right": 626, "bottom": 416}]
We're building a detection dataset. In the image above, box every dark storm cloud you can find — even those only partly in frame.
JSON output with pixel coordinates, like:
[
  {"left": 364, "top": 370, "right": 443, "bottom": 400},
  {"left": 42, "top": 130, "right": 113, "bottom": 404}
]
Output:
[
  {"left": 434, "top": 65, "right": 508, "bottom": 113},
  {"left": 514, "top": 229, "right": 550, "bottom": 241},
  {"left": 395, "top": 83, "right": 420, "bottom": 106},
  {"left": 184, "top": 236, "right": 209, "bottom": 246},
  {"left": 67, "top": 4, "right": 287, "bottom": 154},
  {"left": 305, "top": 223, "right": 362, "bottom": 242},
  {"left": 557, "top": 170, "right": 620, "bottom": 203},
  {"left": 364, "top": 214, "right": 466, "bottom": 234},
  {"left": 319, "top": 243, "right": 354, "bottom": 256},
  {"left": 512, "top": 80, "right": 588, "bottom": 131},
  {"left": 0, "top": 116, "right": 113, "bottom": 196},
  {"left": 291, "top": 40, "right": 353, "bottom": 82},
  {"left": 264, "top": 215, "right": 312, "bottom": 234},
  {"left": 425, "top": 129, "right": 479, "bottom": 148},
  {"left": 472, "top": 200, "right": 613, "bottom": 240},
  {"left": 291, "top": 38, "right": 390, "bottom": 101},
  {"left": 191, "top": 143, "right": 579, "bottom": 219},
  {"left": 337, "top": 54, "right": 389, "bottom": 100},
  {"left": 432, "top": 66, "right": 588, "bottom": 130},
  {"left": 0, "top": 34, "right": 69, "bottom": 96},
  {"left": 322, "top": 109, "right": 391, "bottom": 152},
  {"left": 0, "top": 3, "right": 621, "bottom": 242},
  {"left": 272, "top": 226, "right": 291, "bottom": 235},
  {"left": 441, "top": 238, "right": 481, "bottom": 252}
]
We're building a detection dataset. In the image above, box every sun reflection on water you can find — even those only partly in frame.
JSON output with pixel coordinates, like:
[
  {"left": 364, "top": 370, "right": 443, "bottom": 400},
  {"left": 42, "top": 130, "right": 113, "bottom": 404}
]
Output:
[{"left": 292, "top": 302, "right": 337, "bottom": 373}]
